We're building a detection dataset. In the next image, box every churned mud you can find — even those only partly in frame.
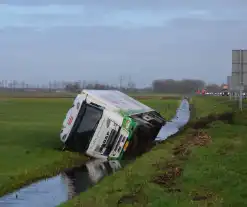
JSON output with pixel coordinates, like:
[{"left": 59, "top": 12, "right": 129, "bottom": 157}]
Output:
[{"left": 152, "top": 130, "right": 212, "bottom": 194}]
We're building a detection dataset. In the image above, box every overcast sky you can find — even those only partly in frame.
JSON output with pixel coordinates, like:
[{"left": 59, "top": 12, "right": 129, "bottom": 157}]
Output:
[{"left": 1, "top": 0, "right": 247, "bottom": 87}]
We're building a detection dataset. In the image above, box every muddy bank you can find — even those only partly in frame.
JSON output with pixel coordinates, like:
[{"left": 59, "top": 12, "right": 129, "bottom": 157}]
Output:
[
  {"left": 152, "top": 130, "right": 212, "bottom": 194},
  {"left": 0, "top": 99, "right": 190, "bottom": 207}
]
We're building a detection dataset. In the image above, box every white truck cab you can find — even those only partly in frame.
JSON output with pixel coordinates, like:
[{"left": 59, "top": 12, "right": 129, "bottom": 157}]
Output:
[{"left": 60, "top": 90, "right": 166, "bottom": 160}]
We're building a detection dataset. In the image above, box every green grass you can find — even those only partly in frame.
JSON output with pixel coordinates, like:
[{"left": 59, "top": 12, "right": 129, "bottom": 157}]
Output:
[
  {"left": 0, "top": 90, "right": 77, "bottom": 98},
  {"left": 140, "top": 99, "right": 180, "bottom": 120},
  {"left": 0, "top": 90, "right": 181, "bottom": 99},
  {"left": 0, "top": 96, "right": 179, "bottom": 196},
  {"left": 0, "top": 98, "right": 90, "bottom": 196},
  {"left": 172, "top": 120, "right": 247, "bottom": 206},
  {"left": 191, "top": 96, "right": 232, "bottom": 119},
  {"left": 61, "top": 96, "right": 247, "bottom": 207},
  {"left": 128, "top": 92, "right": 182, "bottom": 97}
]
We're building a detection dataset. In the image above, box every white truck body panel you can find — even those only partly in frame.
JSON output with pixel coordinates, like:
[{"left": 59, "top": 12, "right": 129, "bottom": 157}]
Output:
[
  {"left": 81, "top": 90, "right": 154, "bottom": 115},
  {"left": 60, "top": 90, "right": 154, "bottom": 144}
]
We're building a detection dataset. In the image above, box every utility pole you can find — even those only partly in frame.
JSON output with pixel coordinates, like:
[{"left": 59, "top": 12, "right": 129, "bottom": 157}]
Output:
[
  {"left": 127, "top": 75, "right": 131, "bottom": 90},
  {"left": 119, "top": 75, "right": 123, "bottom": 91}
]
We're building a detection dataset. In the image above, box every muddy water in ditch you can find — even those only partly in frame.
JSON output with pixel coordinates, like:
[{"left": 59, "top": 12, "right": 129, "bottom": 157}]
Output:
[{"left": 0, "top": 99, "right": 190, "bottom": 207}]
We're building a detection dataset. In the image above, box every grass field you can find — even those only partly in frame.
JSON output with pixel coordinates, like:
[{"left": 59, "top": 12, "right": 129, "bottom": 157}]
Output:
[
  {"left": 61, "top": 96, "right": 247, "bottom": 207},
  {"left": 191, "top": 96, "right": 233, "bottom": 119},
  {"left": 0, "top": 96, "right": 180, "bottom": 196},
  {"left": 0, "top": 98, "right": 89, "bottom": 196},
  {"left": 0, "top": 90, "right": 181, "bottom": 99},
  {"left": 0, "top": 90, "right": 77, "bottom": 98}
]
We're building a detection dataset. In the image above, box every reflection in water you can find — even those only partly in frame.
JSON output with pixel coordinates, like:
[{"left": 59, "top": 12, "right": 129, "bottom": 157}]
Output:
[
  {"left": 61, "top": 159, "right": 123, "bottom": 199},
  {"left": 0, "top": 99, "right": 190, "bottom": 207},
  {"left": 0, "top": 159, "right": 123, "bottom": 207}
]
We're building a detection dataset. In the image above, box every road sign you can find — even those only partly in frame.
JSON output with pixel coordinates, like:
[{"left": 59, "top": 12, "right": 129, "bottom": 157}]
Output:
[
  {"left": 232, "top": 49, "right": 247, "bottom": 86},
  {"left": 231, "top": 73, "right": 240, "bottom": 91},
  {"left": 232, "top": 49, "right": 247, "bottom": 111}
]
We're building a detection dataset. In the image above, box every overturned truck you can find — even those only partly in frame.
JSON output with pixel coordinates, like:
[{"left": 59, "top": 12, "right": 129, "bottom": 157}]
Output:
[{"left": 60, "top": 90, "right": 166, "bottom": 160}]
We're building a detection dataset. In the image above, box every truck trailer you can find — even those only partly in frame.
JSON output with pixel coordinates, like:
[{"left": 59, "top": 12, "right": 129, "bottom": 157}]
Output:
[{"left": 60, "top": 90, "right": 166, "bottom": 160}]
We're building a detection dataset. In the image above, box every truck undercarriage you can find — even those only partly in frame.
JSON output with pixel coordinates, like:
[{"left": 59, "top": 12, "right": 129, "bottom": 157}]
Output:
[{"left": 124, "top": 111, "right": 166, "bottom": 158}]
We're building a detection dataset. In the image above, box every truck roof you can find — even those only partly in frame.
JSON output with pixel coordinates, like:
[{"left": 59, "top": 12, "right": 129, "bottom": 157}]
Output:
[{"left": 81, "top": 90, "right": 154, "bottom": 116}]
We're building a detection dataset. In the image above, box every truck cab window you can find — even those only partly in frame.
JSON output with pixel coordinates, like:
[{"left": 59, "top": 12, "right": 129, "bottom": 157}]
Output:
[
  {"left": 77, "top": 105, "right": 103, "bottom": 133},
  {"left": 68, "top": 104, "right": 103, "bottom": 152}
]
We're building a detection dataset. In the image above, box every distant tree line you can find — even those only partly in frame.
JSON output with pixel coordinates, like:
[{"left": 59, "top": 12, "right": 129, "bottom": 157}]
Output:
[
  {"left": 0, "top": 79, "right": 224, "bottom": 94},
  {"left": 152, "top": 79, "right": 227, "bottom": 94},
  {"left": 64, "top": 82, "right": 138, "bottom": 93},
  {"left": 152, "top": 79, "right": 206, "bottom": 94}
]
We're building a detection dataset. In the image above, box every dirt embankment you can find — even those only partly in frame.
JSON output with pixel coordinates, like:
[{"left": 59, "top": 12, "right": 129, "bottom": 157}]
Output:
[
  {"left": 152, "top": 130, "right": 211, "bottom": 195},
  {"left": 116, "top": 130, "right": 213, "bottom": 206},
  {"left": 150, "top": 108, "right": 234, "bottom": 203}
]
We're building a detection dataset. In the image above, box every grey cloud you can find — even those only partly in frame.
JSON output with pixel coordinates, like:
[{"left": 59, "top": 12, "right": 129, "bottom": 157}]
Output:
[
  {"left": 1, "top": 1, "right": 247, "bottom": 86},
  {"left": 1, "top": 19, "right": 247, "bottom": 86},
  {"left": 0, "top": 26, "right": 189, "bottom": 85},
  {"left": 167, "top": 18, "right": 247, "bottom": 43}
]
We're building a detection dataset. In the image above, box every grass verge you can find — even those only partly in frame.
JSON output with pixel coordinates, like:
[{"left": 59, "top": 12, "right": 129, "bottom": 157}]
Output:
[
  {"left": 0, "top": 97, "right": 179, "bottom": 196},
  {"left": 190, "top": 96, "right": 233, "bottom": 119}
]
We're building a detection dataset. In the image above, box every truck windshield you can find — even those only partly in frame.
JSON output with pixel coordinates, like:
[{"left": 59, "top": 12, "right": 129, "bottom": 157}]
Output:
[
  {"left": 73, "top": 104, "right": 103, "bottom": 152},
  {"left": 77, "top": 105, "right": 102, "bottom": 133}
]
